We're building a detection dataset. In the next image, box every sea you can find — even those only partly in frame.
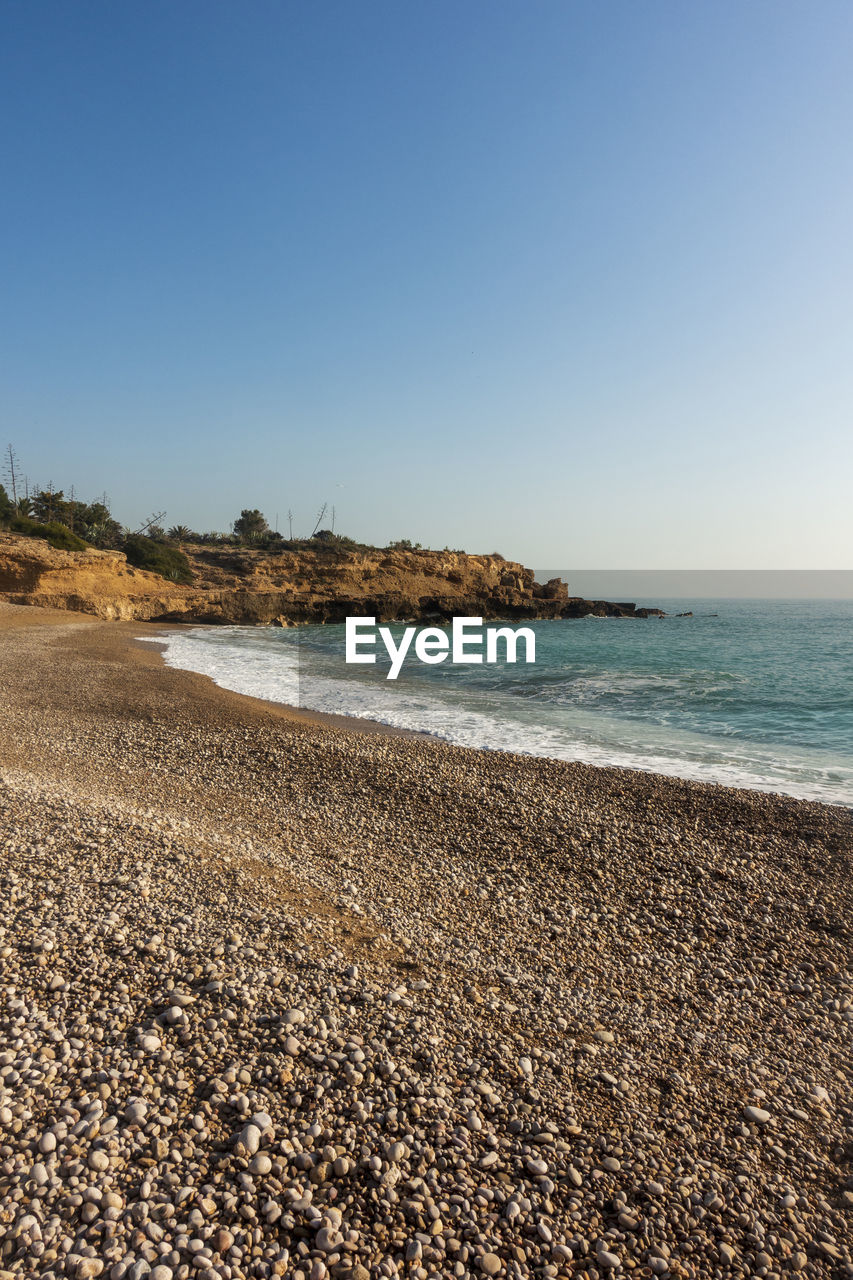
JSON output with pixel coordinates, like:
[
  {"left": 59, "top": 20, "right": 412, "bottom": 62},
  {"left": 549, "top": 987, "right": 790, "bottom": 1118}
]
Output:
[{"left": 142, "top": 597, "right": 853, "bottom": 808}]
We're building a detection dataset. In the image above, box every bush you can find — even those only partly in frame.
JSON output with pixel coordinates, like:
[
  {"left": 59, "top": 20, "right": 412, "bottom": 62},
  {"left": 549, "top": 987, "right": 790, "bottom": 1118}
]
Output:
[
  {"left": 123, "top": 535, "right": 193, "bottom": 583},
  {"left": 233, "top": 509, "right": 269, "bottom": 541},
  {"left": 9, "top": 516, "right": 89, "bottom": 551},
  {"left": 79, "top": 520, "right": 124, "bottom": 550}
]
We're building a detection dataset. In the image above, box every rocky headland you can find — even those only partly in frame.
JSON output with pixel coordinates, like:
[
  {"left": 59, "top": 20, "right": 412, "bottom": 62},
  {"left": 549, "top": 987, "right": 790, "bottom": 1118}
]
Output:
[{"left": 0, "top": 534, "right": 663, "bottom": 625}]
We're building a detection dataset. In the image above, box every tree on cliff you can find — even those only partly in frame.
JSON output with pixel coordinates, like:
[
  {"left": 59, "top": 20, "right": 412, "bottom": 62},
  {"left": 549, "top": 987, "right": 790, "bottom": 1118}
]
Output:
[
  {"left": 233, "top": 509, "right": 269, "bottom": 542},
  {"left": 74, "top": 500, "right": 123, "bottom": 550},
  {"left": 0, "top": 483, "right": 12, "bottom": 525},
  {"left": 22, "top": 488, "right": 123, "bottom": 549}
]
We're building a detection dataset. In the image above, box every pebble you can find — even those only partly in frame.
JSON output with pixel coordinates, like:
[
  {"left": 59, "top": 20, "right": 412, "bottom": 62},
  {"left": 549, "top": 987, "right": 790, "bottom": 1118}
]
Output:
[
  {"left": 234, "top": 1123, "right": 262, "bottom": 1156},
  {"left": 0, "top": 619, "right": 850, "bottom": 1280},
  {"left": 597, "top": 1247, "right": 622, "bottom": 1269}
]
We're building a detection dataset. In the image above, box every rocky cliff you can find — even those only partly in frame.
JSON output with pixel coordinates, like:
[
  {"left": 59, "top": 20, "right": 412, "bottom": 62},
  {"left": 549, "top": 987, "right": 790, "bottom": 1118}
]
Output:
[{"left": 0, "top": 534, "right": 663, "bottom": 623}]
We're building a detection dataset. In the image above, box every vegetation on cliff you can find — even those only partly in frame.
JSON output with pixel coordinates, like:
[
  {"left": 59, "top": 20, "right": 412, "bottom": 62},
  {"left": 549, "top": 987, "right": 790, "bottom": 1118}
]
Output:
[
  {"left": 0, "top": 448, "right": 465, "bottom": 579},
  {"left": 0, "top": 483, "right": 14, "bottom": 525},
  {"left": 6, "top": 515, "right": 89, "bottom": 552},
  {"left": 122, "top": 535, "right": 193, "bottom": 583}
]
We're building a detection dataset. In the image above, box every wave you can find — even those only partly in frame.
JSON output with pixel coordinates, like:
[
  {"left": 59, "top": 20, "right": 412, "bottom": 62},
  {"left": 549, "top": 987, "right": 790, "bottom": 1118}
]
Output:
[
  {"left": 545, "top": 669, "right": 749, "bottom": 704},
  {"left": 140, "top": 627, "right": 301, "bottom": 705}
]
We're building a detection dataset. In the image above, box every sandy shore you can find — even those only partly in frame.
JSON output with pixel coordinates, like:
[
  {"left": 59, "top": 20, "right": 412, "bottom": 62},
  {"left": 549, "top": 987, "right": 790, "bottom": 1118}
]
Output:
[{"left": 0, "top": 603, "right": 851, "bottom": 1280}]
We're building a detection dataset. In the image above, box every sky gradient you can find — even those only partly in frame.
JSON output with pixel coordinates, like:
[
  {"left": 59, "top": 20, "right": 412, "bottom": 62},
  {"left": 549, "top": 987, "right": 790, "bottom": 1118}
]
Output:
[{"left": 2, "top": 1, "right": 851, "bottom": 566}]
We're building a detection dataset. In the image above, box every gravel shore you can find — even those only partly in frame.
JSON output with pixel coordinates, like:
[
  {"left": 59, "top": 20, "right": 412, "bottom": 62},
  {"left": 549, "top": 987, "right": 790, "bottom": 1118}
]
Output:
[{"left": 1, "top": 604, "right": 851, "bottom": 1280}]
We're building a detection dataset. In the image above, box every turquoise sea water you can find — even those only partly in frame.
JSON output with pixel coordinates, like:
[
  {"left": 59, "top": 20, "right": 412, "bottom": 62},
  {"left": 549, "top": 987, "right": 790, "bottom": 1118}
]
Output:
[{"left": 145, "top": 599, "right": 853, "bottom": 807}]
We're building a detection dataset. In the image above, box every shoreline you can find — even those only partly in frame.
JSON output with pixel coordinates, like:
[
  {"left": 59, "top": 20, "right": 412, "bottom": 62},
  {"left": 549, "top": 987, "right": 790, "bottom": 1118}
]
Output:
[
  {"left": 131, "top": 626, "right": 433, "bottom": 744},
  {"left": 2, "top": 600, "right": 850, "bottom": 820},
  {"left": 140, "top": 612, "right": 851, "bottom": 814},
  {"left": 1, "top": 602, "right": 851, "bottom": 1279}
]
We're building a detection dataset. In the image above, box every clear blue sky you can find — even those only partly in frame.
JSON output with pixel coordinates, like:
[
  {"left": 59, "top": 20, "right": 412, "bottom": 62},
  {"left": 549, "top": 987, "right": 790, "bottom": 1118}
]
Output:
[{"left": 2, "top": 1, "right": 851, "bottom": 567}]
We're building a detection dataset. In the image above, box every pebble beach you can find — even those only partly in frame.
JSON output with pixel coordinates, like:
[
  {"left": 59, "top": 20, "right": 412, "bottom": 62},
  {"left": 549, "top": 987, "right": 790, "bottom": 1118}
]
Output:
[{"left": 0, "top": 604, "right": 851, "bottom": 1280}]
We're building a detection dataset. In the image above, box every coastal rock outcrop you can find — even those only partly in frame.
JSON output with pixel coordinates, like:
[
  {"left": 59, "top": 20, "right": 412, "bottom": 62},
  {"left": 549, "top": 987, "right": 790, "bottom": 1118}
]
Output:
[{"left": 0, "top": 533, "right": 663, "bottom": 623}]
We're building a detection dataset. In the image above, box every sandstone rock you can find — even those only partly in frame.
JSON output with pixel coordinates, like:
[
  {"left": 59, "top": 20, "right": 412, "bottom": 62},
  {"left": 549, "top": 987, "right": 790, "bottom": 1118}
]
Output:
[{"left": 0, "top": 533, "right": 658, "bottom": 624}]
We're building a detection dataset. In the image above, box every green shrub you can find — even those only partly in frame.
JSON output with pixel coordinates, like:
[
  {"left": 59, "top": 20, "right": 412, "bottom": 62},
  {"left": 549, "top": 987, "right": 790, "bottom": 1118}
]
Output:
[
  {"left": 123, "top": 535, "right": 193, "bottom": 583},
  {"left": 9, "top": 516, "right": 89, "bottom": 551},
  {"left": 233, "top": 509, "right": 269, "bottom": 541}
]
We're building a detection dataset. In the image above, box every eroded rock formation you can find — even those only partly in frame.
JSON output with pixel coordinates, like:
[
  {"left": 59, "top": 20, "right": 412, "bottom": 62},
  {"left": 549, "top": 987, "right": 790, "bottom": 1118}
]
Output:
[{"left": 0, "top": 534, "right": 663, "bottom": 623}]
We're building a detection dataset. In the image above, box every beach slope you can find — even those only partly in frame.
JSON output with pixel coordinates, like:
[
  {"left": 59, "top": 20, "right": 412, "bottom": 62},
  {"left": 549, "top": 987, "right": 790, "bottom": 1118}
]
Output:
[{"left": 0, "top": 604, "right": 850, "bottom": 1279}]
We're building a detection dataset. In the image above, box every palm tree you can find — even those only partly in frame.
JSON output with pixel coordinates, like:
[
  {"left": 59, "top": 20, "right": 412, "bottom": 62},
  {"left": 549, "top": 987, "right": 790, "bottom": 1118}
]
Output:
[{"left": 167, "top": 524, "right": 193, "bottom": 546}]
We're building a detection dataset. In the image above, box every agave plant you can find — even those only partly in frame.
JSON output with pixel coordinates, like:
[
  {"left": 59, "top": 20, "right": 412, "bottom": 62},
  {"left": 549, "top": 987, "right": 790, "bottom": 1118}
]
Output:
[{"left": 80, "top": 522, "right": 109, "bottom": 547}]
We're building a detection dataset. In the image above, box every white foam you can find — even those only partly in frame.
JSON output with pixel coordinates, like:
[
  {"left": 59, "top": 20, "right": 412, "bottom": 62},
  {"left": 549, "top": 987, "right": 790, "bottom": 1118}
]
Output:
[{"left": 138, "top": 627, "right": 301, "bottom": 705}]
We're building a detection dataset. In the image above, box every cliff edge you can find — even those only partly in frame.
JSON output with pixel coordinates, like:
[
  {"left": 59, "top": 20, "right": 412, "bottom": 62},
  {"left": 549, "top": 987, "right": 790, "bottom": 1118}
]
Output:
[{"left": 0, "top": 534, "right": 662, "bottom": 623}]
